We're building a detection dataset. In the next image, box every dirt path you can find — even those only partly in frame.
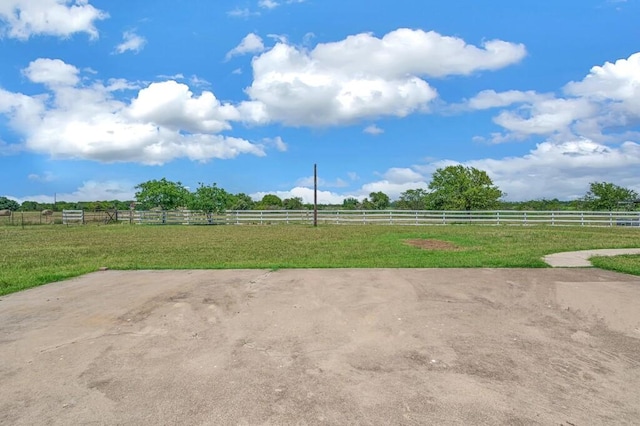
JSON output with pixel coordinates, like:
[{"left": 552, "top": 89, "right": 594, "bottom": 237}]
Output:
[{"left": 1, "top": 268, "right": 639, "bottom": 425}]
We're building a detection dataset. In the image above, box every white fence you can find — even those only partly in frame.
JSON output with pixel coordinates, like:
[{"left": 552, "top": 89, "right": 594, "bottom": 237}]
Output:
[
  {"left": 100, "top": 209, "right": 640, "bottom": 227},
  {"left": 62, "top": 210, "right": 84, "bottom": 225},
  {"left": 225, "top": 210, "right": 640, "bottom": 227}
]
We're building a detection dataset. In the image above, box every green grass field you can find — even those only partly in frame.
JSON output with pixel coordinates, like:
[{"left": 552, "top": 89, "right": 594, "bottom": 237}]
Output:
[
  {"left": 590, "top": 254, "right": 640, "bottom": 276},
  {"left": 1, "top": 224, "right": 639, "bottom": 296}
]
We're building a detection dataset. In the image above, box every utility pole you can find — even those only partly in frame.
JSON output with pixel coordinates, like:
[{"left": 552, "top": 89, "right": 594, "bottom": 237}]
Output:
[{"left": 313, "top": 164, "right": 318, "bottom": 227}]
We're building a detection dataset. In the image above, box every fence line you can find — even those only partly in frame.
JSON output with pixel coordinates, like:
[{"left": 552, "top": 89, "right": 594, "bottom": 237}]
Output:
[
  {"left": 3, "top": 209, "right": 639, "bottom": 227},
  {"left": 122, "top": 209, "right": 640, "bottom": 227},
  {"left": 222, "top": 209, "right": 640, "bottom": 227}
]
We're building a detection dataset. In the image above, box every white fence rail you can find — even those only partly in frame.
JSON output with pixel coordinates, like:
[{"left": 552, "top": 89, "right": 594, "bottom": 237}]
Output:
[
  {"left": 226, "top": 210, "right": 640, "bottom": 227},
  {"left": 110, "top": 209, "right": 640, "bottom": 227},
  {"left": 62, "top": 210, "right": 84, "bottom": 225}
]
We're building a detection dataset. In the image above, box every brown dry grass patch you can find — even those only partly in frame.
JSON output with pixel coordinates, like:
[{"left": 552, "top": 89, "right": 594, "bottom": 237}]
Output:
[{"left": 405, "top": 239, "right": 460, "bottom": 251}]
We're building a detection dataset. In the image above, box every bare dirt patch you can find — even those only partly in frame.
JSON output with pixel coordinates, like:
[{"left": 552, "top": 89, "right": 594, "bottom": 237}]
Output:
[
  {"left": 1, "top": 268, "right": 640, "bottom": 425},
  {"left": 405, "top": 238, "right": 459, "bottom": 250}
]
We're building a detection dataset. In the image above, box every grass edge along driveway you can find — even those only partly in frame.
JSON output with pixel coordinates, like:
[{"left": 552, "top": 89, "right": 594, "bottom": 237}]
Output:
[{"left": 1, "top": 224, "right": 639, "bottom": 296}]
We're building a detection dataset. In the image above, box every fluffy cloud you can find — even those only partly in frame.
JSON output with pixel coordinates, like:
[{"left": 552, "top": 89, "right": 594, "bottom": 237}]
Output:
[
  {"left": 0, "top": 59, "right": 270, "bottom": 164},
  {"left": 469, "top": 139, "right": 640, "bottom": 200},
  {"left": 0, "top": 0, "right": 108, "bottom": 39},
  {"left": 128, "top": 81, "right": 240, "bottom": 133},
  {"left": 382, "top": 167, "right": 425, "bottom": 184},
  {"left": 114, "top": 30, "right": 147, "bottom": 54},
  {"left": 245, "top": 29, "right": 526, "bottom": 126},
  {"left": 492, "top": 98, "right": 597, "bottom": 136},
  {"left": 226, "top": 33, "right": 265, "bottom": 60},
  {"left": 22, "top": 58, "right": 80, "bottom": 87},
  {"left": 309, "top": 29, "right": 526, "bottom": 78},
  {"left": 475, "top": 52, "right": 640, "bottom": 144},
  {"left": 564, "top": 52, "right": 640, "bottom": 107}
]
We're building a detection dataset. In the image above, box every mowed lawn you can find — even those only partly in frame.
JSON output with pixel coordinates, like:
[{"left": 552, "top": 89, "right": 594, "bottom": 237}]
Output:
[{"left": 1, "top": 224, "right": 640, "bottom": 295}]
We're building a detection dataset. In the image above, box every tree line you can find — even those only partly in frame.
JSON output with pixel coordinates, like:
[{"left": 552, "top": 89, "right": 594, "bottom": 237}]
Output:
[{"left": 2, "top": 166, "right": 638, "bottom": 212}]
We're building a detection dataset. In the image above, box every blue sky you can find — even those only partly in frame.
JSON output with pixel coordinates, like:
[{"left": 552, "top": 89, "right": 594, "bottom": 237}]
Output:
[{"left": 1, "top": 0, "right": 639, "bottom": 204}]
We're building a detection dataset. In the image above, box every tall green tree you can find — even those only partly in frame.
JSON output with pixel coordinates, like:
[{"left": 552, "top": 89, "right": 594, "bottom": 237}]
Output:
[
  {"left": 135, "top": 178, "right": 190, "bottom": 210},
  {"left": 0, "top": 196, "right": 20, "bottom": 211},
  {"left": 582, "top": 182, "right": 638, "bottom": 211},
  {"left": 397, "top": 188, "right": 429, "bottom": 210},
  {"left": 229, "top": 193, "right": 255, "bottom": 210},
  {"left": 369, "top": 191, "right": 390, "bottom": 209},
  {"left": 427, "top": 165, "right": 503, "bottom": 211},
  {"left": 342, "top": 197, "right": 359, "bottom": 210},
  {"left": 256, "top": 194, "right": 283, "bottom": 210},
  {"left": 283, "top": 197, "right": 304, "bottom": 210},
  {"left": 188, "top": 183, "right": 230, "bottom": 213}
]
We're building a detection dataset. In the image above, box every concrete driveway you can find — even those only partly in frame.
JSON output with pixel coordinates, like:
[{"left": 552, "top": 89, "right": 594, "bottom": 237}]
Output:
[{"left": 1, "top": 268, "right": 639, "bottom": 425}]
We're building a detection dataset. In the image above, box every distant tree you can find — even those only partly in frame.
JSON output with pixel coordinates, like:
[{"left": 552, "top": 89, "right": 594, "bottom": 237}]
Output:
[
  {"left": 368, "top": 191, "right": 390, "bottom": 210},
  {"left": 135, "top": 178, "right": 190, "bottom": 210},
  {"left": 0, "top": 196, "right": 20, "bottom": 211},
  {"left": 397, "top": 189, "right": 429, "bottom": 210},
  {"left": 112, "top": 200, "right": 134, "bottom": 210},
  {"left": 187, "top": 183, "right": 230, "bottom": 213},
  {"left": 20, "top": 201, "right": 39, "bottom": 211},
  {"left": 228, "top": 193, "right": 254, "bottom": 210},
  {"left": 342, "top": 197, "right": 359, "bottom": 210},
  {"left": 52, "top": 201, "right": 75, "bottom": 211},
  {"left": 283, "top": 197, "right": 304, "bottom": 210},
  {"left": 427, "top": 165, "right": 503, "bottom": 211},
  {"left": 582, "top": 182, "right": 638, "bottom": 211},
  {"left": 256, "top": 194, "right": 283, "bottom": 210}
]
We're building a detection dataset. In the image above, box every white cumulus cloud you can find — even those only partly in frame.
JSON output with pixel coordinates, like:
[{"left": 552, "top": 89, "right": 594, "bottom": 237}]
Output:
[
  {"left": 22, "top": 58, "right": 80, "bottom": 87},
  {"left": 0, "top": 0, "right": 108, "bottom": 40},
  {"left": 244, "top": 28, "right": 525, "bottom": 126},
  {"left": 474, "top": 52, "right": 640, "bottom": 145},
  {"left": 469, "top": 139, "right": 640, "bottom": 200},
  {"left": 0, "top": 59, "right": 274, "bottom": 165},
  {"left": 226, "top": 33, "right": 265, "bottom": 60}
]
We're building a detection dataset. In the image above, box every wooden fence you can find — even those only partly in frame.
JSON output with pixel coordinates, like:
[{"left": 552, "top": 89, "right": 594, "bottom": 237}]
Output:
[
  {"left": 121, "top": 209, "right": 640, "bottom": 227},
  {"left": 221, "top": 210, "right": 640, "bottom": 227},
  {"left": 3, "top": 209, "right": 639, "bottom": 227}
]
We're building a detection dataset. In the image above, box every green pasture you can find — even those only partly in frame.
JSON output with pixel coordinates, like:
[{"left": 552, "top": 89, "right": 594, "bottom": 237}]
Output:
[
  {"left": 590, "top": 254, "right": 640, "bottom": 276},
  {"left": 1, "top": 224, "right": 639, "bottom": 296}
]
